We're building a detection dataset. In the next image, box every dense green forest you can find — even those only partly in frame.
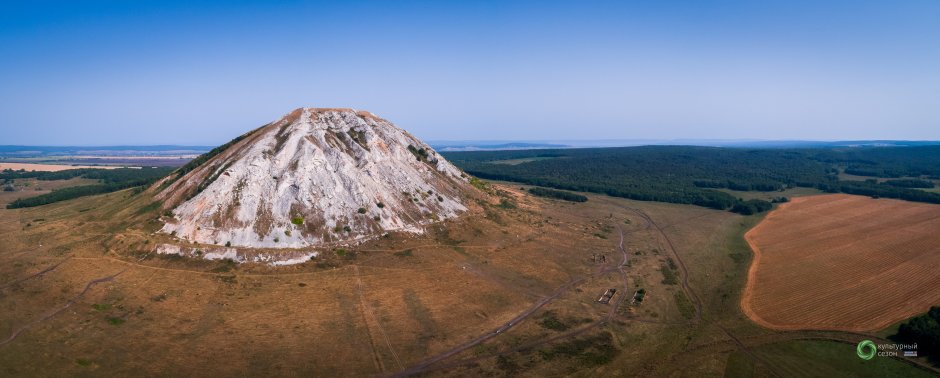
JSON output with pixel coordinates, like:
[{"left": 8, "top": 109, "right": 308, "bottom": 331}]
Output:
[
  {"left": 884, "top": 179, "right": 935, "bottom": 189},
  {"left": 2, "top": 167, "right": 105, "bottom": 181},
  {"left": 443, "top": 146, "right": 940, "bottom": 213},
  {"left": 5, "top": 167, "right": 174, "bottom": 209},
  {"left": 527, "top": 187, "right": 588, "bottom": 202},
  {"left": 807, "top": 146, "right": 940, "bottom": 178},
  {"left": 894, "top": 306, "right": 940, "bottom": 361}
]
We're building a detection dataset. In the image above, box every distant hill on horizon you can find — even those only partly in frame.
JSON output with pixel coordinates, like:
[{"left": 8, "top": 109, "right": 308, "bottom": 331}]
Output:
[
  {"left": 429, "top": 139, "right": 940, "bottom": 151},
  {"left": 430, "top": 142, "right": 571, "bottom": 151},
  {"left": 5, "top": 139, "right": 940, "bottom": 157},
  {"left": 0, "top": 145, "right": 213, "bottom": 157}
]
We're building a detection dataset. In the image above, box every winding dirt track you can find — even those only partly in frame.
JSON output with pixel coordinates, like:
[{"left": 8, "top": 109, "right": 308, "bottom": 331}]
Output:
[
  {"left": 0, "top": 257, "right": 71, "bottom": 291},
  {"left": 12, "top": 193, "right": 938, "bottom": 375},
  {"left": 392, "top": 275, "right": 592, "bottom": 377},
  {"left": 391, "top": 204, "right": 715, "bottom": 377},
  {"left": 0, "top": 270, "right": 125, "bottom": 346},
  {"left": 391, "top": 221, "right": 634, "bottom": 377},
  {"left": 622, "top": 206, "right": 703, "bottom": 322},
  {"left": 354, "top": 265, "right": 403, "bottom": 372},
  {"left": 406, "top": 200, "right": 935, "bottom": 376},
  {"left": 410, "top": 223, "right": 662, "bottom": 375}
]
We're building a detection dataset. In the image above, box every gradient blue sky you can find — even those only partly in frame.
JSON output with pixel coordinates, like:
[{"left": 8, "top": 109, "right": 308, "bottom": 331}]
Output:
[{"left": 1, "top": 1, "right": 938, "bottom": 145}]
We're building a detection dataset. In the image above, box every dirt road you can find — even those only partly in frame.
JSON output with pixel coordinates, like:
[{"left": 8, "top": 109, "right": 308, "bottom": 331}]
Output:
[{"left": 394, "top": 221, "right": 634, "bottom": 377}]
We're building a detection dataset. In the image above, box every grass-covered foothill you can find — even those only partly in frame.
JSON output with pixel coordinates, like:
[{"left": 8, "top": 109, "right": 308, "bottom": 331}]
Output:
[
  {"left": 5, "top": 167, "right": 174, "bottom": 209},
  {"left": 444, "top": 145, "right": 940, "bottom": 214}
]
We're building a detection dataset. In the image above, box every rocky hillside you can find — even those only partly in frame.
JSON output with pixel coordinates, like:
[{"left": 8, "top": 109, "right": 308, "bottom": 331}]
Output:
[{"left": 154, "top": 108, "right": 473, "bottom": 248}]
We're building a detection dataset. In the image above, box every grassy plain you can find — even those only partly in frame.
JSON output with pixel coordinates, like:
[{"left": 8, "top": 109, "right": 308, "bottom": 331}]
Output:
[
  {"left": 725, "top": 340, "right": 935, "bottom": 378},
  {"left": 0, "top": 180, "right": 936, "bottom": 376}
]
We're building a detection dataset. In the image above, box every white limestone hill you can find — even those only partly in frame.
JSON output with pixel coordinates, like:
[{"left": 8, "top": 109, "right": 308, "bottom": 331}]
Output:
[{"left": 154, "top": 107, "right": 473, "bottom": 248}]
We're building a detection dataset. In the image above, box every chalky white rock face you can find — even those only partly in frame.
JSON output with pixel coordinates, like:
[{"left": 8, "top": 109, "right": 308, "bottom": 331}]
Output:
[{"left": 156, "top": 108, "right": 471, "bottom": 248}]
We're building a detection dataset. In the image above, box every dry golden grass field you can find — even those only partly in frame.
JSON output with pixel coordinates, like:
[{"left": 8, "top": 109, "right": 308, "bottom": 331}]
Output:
[
  {"left": 743, "top": 194, "right": 940, "bottom": 332},
  {"left": 1, "top": 180, "right": 937, "bottom": 377}
]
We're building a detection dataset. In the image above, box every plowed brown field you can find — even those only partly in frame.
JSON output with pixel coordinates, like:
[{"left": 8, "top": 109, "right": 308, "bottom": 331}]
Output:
[{"left": 742, "top": 194, "right": 940, "bottom": 331}]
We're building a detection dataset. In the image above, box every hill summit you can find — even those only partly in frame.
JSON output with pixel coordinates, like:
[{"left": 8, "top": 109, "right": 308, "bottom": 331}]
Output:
[{"left": 154, "top": 107, "right": 472, "bottom": 248}]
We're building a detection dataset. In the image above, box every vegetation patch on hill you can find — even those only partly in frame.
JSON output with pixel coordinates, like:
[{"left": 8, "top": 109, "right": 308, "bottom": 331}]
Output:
[
  {"left": 171, "top": 127, "right": 261, "bottom": 180},
  {"left": 537, "top": 332, "right": 618, "bottom": 367}
]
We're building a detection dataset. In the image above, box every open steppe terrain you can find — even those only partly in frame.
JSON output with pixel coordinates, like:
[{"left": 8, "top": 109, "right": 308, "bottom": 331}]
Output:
[
  {"left": 1, "top": 180, "right": 936, "bottom": 376},
  {"left": 743, "top": 194, "right": 940, "bottom": 331}
]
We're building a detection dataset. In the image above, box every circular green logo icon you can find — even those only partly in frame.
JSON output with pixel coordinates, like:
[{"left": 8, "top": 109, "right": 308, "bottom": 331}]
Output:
[{"left": 857, "top": 340, "right": 876, "bottom": 360}]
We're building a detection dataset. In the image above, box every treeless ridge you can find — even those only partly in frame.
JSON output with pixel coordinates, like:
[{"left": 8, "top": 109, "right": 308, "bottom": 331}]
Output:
[{"left": 742, "top": 194, "right": 940, "bottom": 331}]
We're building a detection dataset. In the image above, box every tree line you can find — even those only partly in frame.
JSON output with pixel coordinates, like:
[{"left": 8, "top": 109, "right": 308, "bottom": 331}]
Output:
[
  {"left": 443, "top": 145, "right": 940, "bottom": 214},
  {"left": 527, "top": 187, "right": 588, "bottom": 202},
  {"left": 894, "top": 306, "right": 940, "bottom": 361},
  {"left": 6, "top": 167, "right": 174, "bottom": 209}
]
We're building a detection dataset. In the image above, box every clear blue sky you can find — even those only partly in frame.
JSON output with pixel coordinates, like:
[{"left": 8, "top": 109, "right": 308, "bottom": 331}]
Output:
[{"left": 1, "top": 0, "right": 938, "bottom": 145}]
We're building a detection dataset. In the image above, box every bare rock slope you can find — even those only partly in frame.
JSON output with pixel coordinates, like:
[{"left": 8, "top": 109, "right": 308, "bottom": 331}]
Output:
[{"left": 155, "top": 108, "right": 472, "bottom": 248}]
